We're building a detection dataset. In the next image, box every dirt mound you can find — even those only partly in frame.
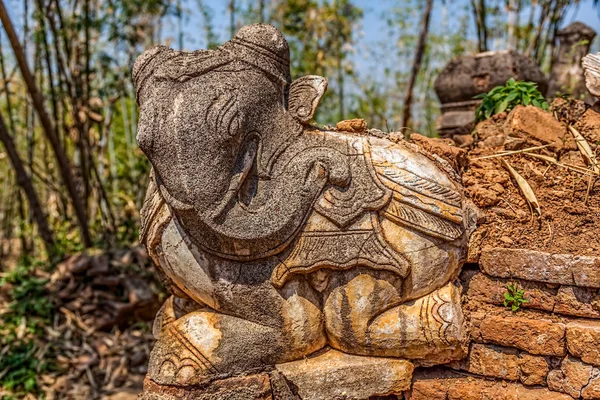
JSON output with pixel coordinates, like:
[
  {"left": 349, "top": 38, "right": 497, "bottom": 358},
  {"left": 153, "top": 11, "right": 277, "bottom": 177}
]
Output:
[{"left": 463, "top": 101, "right": 600, "bottom": 257}]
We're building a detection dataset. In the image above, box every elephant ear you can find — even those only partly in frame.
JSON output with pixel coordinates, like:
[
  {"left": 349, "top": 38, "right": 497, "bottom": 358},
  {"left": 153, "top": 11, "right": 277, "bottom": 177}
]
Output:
[{"left": 288, "top": 75, "right": 328, "bottom": 124}]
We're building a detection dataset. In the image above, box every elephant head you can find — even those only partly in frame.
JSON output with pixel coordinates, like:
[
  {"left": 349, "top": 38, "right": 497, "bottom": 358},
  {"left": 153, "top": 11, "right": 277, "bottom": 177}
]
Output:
[{"left": 133, "top": 24, "right": 348, "bottom": 261}]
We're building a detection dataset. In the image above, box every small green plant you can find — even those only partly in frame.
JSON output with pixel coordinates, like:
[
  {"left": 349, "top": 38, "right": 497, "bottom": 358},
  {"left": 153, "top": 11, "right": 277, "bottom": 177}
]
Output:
[
  {"left": 0, "top": 259, "right": 56, "bottom": 397},
  {"left": 474, "top": 78, "right": 549, "bottom": 123},
  {"left": 503, "top": 283, "right": 528, "bottom": 312}
]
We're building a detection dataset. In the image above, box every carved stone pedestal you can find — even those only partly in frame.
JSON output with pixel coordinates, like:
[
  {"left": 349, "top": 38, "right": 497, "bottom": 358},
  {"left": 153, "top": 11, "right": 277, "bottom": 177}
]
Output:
[{"left": 141, "top": 350, "right": 415, "bottom": 400}]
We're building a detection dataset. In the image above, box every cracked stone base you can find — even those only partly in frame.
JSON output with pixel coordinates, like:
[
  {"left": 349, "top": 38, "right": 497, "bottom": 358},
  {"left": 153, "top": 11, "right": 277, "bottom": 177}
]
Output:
[{"left": 140, "top": 350, "right": 414, "bottom": 400}]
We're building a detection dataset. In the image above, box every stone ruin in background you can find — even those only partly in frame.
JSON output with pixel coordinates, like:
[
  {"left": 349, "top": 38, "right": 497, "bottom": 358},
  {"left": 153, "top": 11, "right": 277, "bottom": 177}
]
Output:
[
  {"left": 435, "top": 21, "right": 596, "bottom": 143},
  {"left": 132, "top": 24, "right": 600, "bottom": 399}
]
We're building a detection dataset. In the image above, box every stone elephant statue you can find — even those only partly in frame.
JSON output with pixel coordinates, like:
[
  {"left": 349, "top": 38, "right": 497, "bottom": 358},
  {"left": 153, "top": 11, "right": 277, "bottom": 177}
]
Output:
[{"left": 134, "top": 24, "right": 476, "bottom": 388}]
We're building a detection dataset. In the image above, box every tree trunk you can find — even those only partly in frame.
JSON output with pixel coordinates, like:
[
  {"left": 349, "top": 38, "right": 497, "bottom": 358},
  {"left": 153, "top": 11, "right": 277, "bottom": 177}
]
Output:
[
  {"left": 479, "top": 0, "right": 487, "bottom": 51},
  {"left": 229, "top": 0, "right": 236, "bottom": 38},
  {"left": 401, "top": 0, "right": 433, "bottom": 130},
  {"left": 526, "top": 0, "right": 550, "bottom": 58},
  {"left": 0, "top": 0, "right": 92, "bottom": 247},
  {"left": 177, "top": 0, "right": 183, "bottom": 49},
  {"left": 259, "top": 0, "right": 265, "bottom": 23},
  {"left": 507, "top": 0, "right": 517, "bottom": 49},
  {"left": 0, "top": 113, "right": 55, "bottom": 257},
  {"left": 470, "top": 0, "right": 488, "bottom": 52}
]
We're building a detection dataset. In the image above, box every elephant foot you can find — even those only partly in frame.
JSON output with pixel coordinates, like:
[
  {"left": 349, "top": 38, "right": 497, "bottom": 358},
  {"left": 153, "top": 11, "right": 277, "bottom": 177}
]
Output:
[
  {"left": 324, "top": 275, "right": 467, "bottom": 365},
  {"left": 146, "top": 296, "right": 326, "bottom": 386}
]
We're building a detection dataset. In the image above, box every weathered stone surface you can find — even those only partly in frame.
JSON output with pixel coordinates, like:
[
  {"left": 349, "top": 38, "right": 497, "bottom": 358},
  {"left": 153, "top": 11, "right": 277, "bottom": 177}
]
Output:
[
  {"left": 566, "top": 321, "right": 600, "bottom": 366},
  {"left": 269, "top": 370, "right": 300, "bottom": 400},
  {"left": 466, "top": 271, "right": 600, "bottom": 319},
  {"left": 480, "top": 247, "right": 600, "bottom": 288},
  {"left": 135, "top": 23, "right": 476, "bottom": 391},
  {"left": 140, "top": 374, "right": 272, "bottom": 400},
  {"left": 519, "top": 353, "right": 549, "bottom": 386},
  {"left": 335, "top": 118, "right": 367, "bottom": 133},
  {"left": 457, "top": 343, "right": 520, "bottom": 381},
  {"left": 555, "top": 286, "right": 600, "bottom": 319},
  {"left": 583, "top": 375, "right": 600, "bottom": 399},
  {"left": 434, "top": 50, "right": 547, "bottom": 137},
  {"left": 574, "top": 108, "right": 600, "bottom": 144},
  {"left": 406, "top": 368, "right": 573, "bottom": 400},
  {"left": 325, "top": 279, "right": 467, "bottom": 364},
  {"left": 547, "top": 355, "right": 594, "bottom": 398},
  {"left": 548, "top": 22, "right": 597, "bottom": 101},
  {"left": 466, "top": 272, "right": 555, "bottom": 312},
  {"left": 470, "top": 312, "right": 566, "bottom": 356},
  {"left": 453, "top": 343, "right": 549, "bottom": 385},
  {"left": 584, "top": 52, "right": 600, "bottom": 100},
  {"left": 505, "top": 105, "right": 575, "bottom": 151},
  {"left": 410, "top": 133, "right": 468, "bottom": 171},
  {"left": 434, "top": 50, "right": 547, "bottom": 106},
  {"left": 276, "top": 350, "right": 414, "bottom": 400}
]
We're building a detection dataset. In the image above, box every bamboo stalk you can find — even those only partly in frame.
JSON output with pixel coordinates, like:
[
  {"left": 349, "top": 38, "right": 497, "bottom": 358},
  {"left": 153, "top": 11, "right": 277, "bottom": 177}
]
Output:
[
  {"left": 0, "top": 113, "right": 55, "bottom": 256},
  {"left": 0, "top": 0, "right": 92, "bottom": 247}
]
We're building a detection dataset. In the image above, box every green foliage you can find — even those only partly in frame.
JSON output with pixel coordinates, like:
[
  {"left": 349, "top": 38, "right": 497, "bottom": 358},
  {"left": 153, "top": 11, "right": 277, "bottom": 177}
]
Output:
[
  {"left": 0, "top": 340, "right": 51, "bottom": 396},
  {"left": 0, "top": 262, "right": 52, "bottom": 329},
  {"left": 474, "top": 78, "right": 549, "bottom": 123},
  {"left": 503, "top": 283, "right": 528, "bottom": 312},
  {"left": 0, "top": 260, "right": 56, "bottom": 397}
]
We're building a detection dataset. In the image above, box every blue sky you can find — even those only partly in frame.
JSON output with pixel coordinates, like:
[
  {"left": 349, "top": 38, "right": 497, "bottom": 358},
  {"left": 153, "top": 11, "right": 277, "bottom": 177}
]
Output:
[
  {"left": 177, "top": 0, "right": 600, "bottom": 48},
  {"left": 171, "top": 0, "right": 600, "bottom": 79}
]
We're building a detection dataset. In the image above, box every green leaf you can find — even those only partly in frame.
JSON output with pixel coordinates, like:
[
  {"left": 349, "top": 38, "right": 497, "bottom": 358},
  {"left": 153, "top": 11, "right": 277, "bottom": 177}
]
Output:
[
  {"left": 507, "top": 78, "right": 516, "bottom": 86},
  {"left": 24, "top": 377, "right": 36, "bottom": 391},
  {"left": 506, "top": 91, "right": 519, "bottom": 102},
  {"left": 504, "top": 293, "right": 513, "bottom": 300},
  {"left": 523, "top": 94, "right": 531, "bottom": 106},
  {"left": 495, "top": 99, "right": 509, "bottom": 114}
]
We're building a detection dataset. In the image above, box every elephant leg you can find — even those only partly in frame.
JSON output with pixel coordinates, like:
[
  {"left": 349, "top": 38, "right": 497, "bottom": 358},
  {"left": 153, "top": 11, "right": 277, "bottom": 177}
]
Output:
[
  {"left": 324, "top": 274, "right": 466, "bottom": 364},
  {"left": 147, "top": 290, "right": 326, "bottom": 387}
]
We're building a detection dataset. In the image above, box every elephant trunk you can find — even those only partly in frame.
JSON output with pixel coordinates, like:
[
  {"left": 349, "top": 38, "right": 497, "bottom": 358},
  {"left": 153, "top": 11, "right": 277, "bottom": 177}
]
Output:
[{"left": 170, "top": 143, "right": 349, "bottom": 261}]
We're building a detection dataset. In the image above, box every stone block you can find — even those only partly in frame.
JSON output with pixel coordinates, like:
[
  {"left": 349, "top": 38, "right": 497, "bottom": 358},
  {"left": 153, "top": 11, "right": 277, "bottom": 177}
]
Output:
[
  {"left": 406, "top": 368, "right": 573, "bottom": 400},
  {"left": 466, "top": 272, "right": 555, "bottom": 312},
  {"left": 140, "top": 374, "right": 272, "bottom": 400},
  {"left": 276, "top": 349, "right": 414, "bottom": 400},
  {"left": 465, "top": 271, "right": 600, "bottom": 319},
  {"left": 453, "top": 343, "right": 549, "bottom": 385},
  {"left": 519, "top": 353, "right": 549, "bottom": 386},
  {"left": 480, "top": 248, "right": 600, "bottom": 288},
  {"left": 547, "top": 355, "right": 595, "bottom": 398},
  {"left": 505, "top": 105, "right": 576, "bottom": 150},
  {"left": 470, "top": 312, "right": 566, "bottom": 356},
  {"left": 583, "top": 375, "right": 600, "bottom": 399},
  {"left": 566, "top": 321, "right": 600, "bottom": 366},
  {"left": 555, "top": 286, "right": 600, "bottom": 319},
  {"left": 458, "top": 343, "right": 520, "bottom": 381}
]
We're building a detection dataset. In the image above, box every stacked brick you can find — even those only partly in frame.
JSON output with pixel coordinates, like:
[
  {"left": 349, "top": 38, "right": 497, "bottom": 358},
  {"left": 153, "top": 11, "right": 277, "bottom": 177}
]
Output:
[{"left": 407, "top": 247, "right": 600, "bottom": 399}]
